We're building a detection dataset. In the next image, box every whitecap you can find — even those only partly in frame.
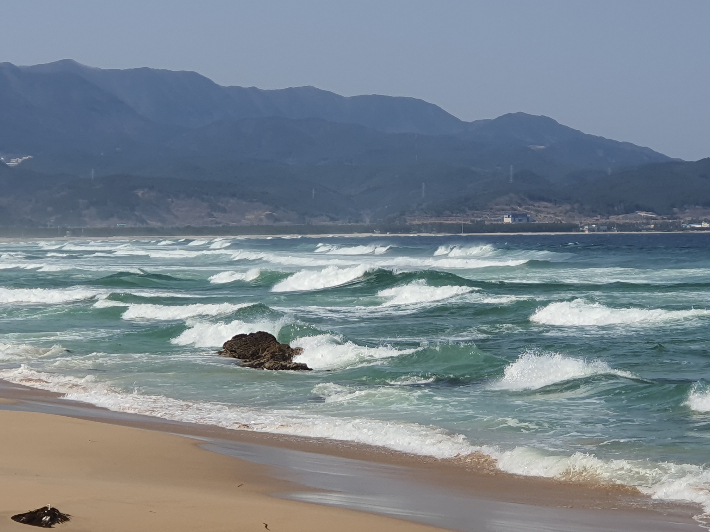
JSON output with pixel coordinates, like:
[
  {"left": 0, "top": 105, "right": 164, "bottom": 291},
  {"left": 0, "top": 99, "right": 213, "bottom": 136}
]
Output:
[
  {"left": 686, "top": 382, "right": 710, "bottom": 413},
  {"left": 378, "top": 280, "right": 473, "bottom": 306},
  {"left": 209, "top": 239, "right": 232, "bottom": 249},
  {"left": 118, "top": 302, "right": 251, "bottom": 321},
  {"left": 0, "top": 287, "right": 101, "bottom": 305},
  {"left": 315, "top": 243, "right": 390, "bottom": 255},
  {"left": 292, "top": 334, "right": 417, "bottom": 370},
  {"left": 490, "top": 350, "right": 635, "bottom": 391},
  {"left": 271, "top": 265, "right": 369, "bottom": 292},
  {"left": 531, "top": 299, "right": 709, "bottom": 327},
  {"left": 434, "top": 244, "right": 495, "bottom": 257},
  {"left": 208, "top": 269, "right": 261, "bottom": 284},
  {"left": 0, "top": 343, "right": 68, "bottom": 360},
  {"left": 171, "top": 318, "right": 286, "bottom": 348}
]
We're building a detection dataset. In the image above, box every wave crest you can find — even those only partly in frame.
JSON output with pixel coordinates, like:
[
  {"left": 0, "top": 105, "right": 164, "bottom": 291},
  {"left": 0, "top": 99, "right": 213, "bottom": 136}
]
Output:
[
  {"left": 272, "top": 265, "right": 369, "bottom": 292},
  {"left": 315, "top": 243, "right": 390, "bottom": 255},
  {"left": 0, "top": 343, "right": 68, "bottom": 360},
  {"left": 209, "top": 269, "right": 261, "bottom": 284},
  {"left": 531, "top": 299, "right": 709, "bottom": 327},
  {"left": 292, "top": 334, "right": 417, "bottom": 370},
  {"left": 686, "top": 382, "right": 710, "bottom": 413},
  {"left": 378, "top": 280, "right": 473, "bottom": 306},
  {"left": 490, "top": 351, "right": 635, "bottom": 391},
  {"left": 0, "top": 287, "right": 100, "bottom": 305},
  {"left": 434, "top": 244, "right": 495, "bottom": 257},
  {"left": 171, "top": 318, "right": 286, "bottom": 348}
]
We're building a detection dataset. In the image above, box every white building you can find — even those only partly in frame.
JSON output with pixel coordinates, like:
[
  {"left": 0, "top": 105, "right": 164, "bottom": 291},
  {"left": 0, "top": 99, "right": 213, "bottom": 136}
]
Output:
[{"left": 503, "top": 213, "right": 531, "bottom": 224}]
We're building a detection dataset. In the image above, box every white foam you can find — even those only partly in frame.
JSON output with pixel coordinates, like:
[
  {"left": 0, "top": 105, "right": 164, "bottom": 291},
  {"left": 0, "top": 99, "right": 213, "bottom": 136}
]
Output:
[
  {"left": 119, "top": 302, "right": 251, "bottom": 321},
  {"left": 0, "top": 366, "right": 474, "bottom": 459},
  {"left": 0, "top": 262, "right": 42, "bottom": 270},
  {"left": 209, "top": 239, "right": 232, "bottom": 249},
  {"left": 315, "top": 243, "right": 390, "bottom": 255},
  {"left": 0, "top": 252, "right": 27, "bottom": 260},
  {"left": 271, "top": 265, "right": 369, "bottom": 292},
  {"left": 311, "top": 382, "right": 420, "bottom": 405},
  {"left": 492, "top": 447, "right": 710, "bottom": 517},
  {"left": 490, "top": 351, "right": 635, "bottom": 391},
  {"left": 171, "top": 318, "right": 286, "bottom": 348},
  {"left": 36, "top": 264, "right": 74, "bottom": 272},
  {"left": 229, "top": 249, "right": 527, "bottom": 271},
  {"left": 157, "top": 240, "right": 175, "bottom": 246},
  {"left": 2, "top": 365, "right": 710, "bottom": 517},
  {"left": 0, "top": 287, "right": 101, "bottom": 305},
  {"left": 113, "top": 248, "right": 235, "bottom": 260},
  {"left": 531, "top": 299, "right": 709, "bottom": 327},
  {"left": 378, "top": 280, "right": 473, "bottom": 306},
  {"left": 187, "top": 239, "right": 209, "bottom": 246},
  {"left": 60, "top": 243, "right": 131, "bottom": 252},
  {"left": 434, "top": 244, "right": 495, "bottom": 257},
  {"left": 292, "top": 334, "right": 417, "bottom": 370},
  {"left": 0, "top": 343, "right": 67, "bottom": 360},
  {"left": 388, "top": 375, "right": 436, "bottom": 386},
  {"left": 208, "top": 269, "right": 261, "bottom": 284},
  {"left": 686, "top": 383, "right": 710, "bottom": 413}
]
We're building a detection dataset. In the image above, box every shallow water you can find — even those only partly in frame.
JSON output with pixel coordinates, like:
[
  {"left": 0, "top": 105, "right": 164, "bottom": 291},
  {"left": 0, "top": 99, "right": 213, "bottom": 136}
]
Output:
[{"left": 1, "top": 234, "right": 709, "bottom": 517}]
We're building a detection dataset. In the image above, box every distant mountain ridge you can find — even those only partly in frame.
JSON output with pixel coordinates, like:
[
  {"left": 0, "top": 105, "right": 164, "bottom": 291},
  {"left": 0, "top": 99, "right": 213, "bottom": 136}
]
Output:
[
  {"left": 22, "top": 59, "right": 466, "bottom": 134},
  {"left": 1, "top": 59, "right": 703, "bottom": 228}
]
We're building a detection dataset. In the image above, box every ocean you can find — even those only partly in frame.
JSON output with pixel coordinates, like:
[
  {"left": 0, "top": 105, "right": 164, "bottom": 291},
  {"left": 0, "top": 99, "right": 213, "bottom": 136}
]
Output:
[{"left": 1, "top": 234, "right": 709, "bottom": 518}]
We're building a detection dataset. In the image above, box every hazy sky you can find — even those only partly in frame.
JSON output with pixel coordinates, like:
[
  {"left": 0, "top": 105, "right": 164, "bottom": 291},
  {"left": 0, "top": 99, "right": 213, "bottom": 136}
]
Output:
[{"left": 2, "top": 1, "right": 709, "bottom": 160}]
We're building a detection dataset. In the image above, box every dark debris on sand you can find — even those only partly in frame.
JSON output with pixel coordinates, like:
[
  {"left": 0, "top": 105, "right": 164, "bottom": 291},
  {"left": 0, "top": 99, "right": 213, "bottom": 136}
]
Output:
[{"left": 11, "top": 505, "right": 71, "bottom": 528}]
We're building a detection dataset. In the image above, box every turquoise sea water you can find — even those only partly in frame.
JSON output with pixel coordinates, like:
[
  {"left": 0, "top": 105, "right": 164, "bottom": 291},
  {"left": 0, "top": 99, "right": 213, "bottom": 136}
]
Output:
[{"left": 1, "top": 234, "right": 709, "bottom": 516}]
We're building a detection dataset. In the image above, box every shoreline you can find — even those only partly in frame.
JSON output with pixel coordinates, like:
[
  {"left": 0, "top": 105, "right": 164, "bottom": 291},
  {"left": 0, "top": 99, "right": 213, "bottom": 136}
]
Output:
[
  {"left": 0, "top": 379, "right": 704, "bottom": 531},
  {"left": 1, "top": 230, "right": 709, "bottom": 243}
]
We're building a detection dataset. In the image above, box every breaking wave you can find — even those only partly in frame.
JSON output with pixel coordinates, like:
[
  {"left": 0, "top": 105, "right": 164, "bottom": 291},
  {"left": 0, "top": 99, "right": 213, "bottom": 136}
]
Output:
[
  {"left": 271, "top": 265, "right": 370, "bottom": 292},
  {"left": 93, "top": 301, "right": 252, "bottom": 321},
  {"left": 530, "top": 299, "right": 709, "bottom": 327},
  {"left": 686, "top": 382, "right": 710, "bottom": 413},
  {"left": 209, "top": 269, "right": 261, "bottom": 284},
  {"left": 490, "top": 351, "right": 635, "bottom": 391},
  {"left": 378, "top": 280, "right": 474, "bottom": 306},
  {"left": 171, "top": 318, "right": 287, "bottom": 348},
  {"left": 209, "top": 239, "right": 232, "bottom": 249},
  {"left": 0, "top": 343, "right": 68, "bottom": 360},
  {"left": 315, "top": 243, "right": 390, "bottom": 255},
  {"left": 0, "top": 287, "right": 101, "bottom": 305},
  {"left": 292, "top": 334, "right": 418, "bottom": 370},
  {"left": 0, "top": 365, "right": 475, "bottom": 458},
  {"left": 434, "top": 244, "right": 496, "bottom": 257}
]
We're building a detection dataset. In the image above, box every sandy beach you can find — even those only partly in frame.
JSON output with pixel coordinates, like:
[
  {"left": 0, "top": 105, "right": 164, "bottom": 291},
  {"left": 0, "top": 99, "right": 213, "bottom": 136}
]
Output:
[
  {"left": 0, "top": 380, "right": 704, "bottom": 532},
  {"left": 0, "top": 407, "right": 446, "bottom": 532}
]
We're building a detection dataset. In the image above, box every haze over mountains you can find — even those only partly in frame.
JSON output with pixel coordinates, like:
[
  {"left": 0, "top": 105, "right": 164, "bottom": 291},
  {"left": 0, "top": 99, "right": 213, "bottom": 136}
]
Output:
[{"left": 0, "top": 60, "right": 707, "bottom": 227}]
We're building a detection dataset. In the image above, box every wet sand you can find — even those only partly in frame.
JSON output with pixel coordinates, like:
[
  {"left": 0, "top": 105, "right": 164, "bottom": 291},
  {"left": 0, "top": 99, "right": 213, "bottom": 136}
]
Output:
[{"left": 0, "top": 380, "right": 704, "bottom": 531}]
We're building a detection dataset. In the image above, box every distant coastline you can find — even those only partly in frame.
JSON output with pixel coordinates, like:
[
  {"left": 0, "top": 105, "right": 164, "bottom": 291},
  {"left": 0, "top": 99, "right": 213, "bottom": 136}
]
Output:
[{"left": 1, "top": 222, "right": 709, "bottom": 240}]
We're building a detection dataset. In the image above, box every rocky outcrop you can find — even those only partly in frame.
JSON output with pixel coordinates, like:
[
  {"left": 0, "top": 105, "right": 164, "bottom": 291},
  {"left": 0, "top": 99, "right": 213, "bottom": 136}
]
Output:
[{"left": 219, "top": 331, "right": 311, "bottom": 371}]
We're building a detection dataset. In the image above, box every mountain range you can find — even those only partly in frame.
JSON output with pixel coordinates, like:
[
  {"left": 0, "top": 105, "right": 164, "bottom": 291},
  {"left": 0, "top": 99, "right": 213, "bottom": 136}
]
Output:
[{"left": 0, "top": 59, "right": 707, "bottom": 227}]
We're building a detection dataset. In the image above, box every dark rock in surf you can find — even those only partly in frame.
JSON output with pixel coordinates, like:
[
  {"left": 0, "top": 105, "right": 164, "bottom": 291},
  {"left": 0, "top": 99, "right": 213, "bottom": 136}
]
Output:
[
  {"left": 219, "top": 331, "right": 311, "bottom": 371},
  {"left": 11, "top": 505, "right": 71, "bottom": 528}
]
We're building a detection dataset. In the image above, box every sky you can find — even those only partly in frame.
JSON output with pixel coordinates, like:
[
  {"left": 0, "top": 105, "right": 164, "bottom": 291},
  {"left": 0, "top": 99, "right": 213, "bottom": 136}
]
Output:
[{"left": 2, "top": 0, "right": 709, "bottom": 160}]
